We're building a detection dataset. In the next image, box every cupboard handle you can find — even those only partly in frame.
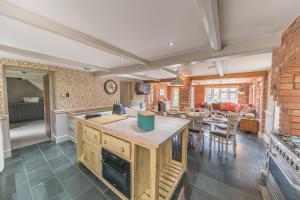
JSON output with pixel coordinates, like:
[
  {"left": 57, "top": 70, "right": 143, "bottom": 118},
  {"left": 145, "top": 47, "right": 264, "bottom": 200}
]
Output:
[
  {"left": 104, "top": 140, "right": 106, "bottom": 144},
  {"left": 120, "top": 147, "right": 125, "bottom": 152}
]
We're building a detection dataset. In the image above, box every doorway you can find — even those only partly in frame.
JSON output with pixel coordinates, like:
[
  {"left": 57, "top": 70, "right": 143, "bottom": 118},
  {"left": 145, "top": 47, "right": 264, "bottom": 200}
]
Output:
[
  {"left": 4, "top": 68, "right": 51, "bottom": 149},
  {"left": 120, "top": 81, "right": 133, "bottom": 107}
]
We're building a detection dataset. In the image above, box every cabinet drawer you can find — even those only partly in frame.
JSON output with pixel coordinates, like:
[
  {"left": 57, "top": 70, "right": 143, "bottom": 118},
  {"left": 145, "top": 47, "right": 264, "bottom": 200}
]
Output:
[
  {"left": 83, "top": 125, "right": 101, "bottom": 145},
  {"left": 102, "top": 133, "right": 131, "bottom": 159}
]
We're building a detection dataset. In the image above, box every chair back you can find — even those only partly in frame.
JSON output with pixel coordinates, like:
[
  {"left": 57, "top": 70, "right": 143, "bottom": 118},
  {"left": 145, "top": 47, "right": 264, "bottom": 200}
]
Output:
[
  {"left": 226, "top": 114, "right": 240, "bottom": 136},
  {"left": 167, "top": 112, "right": 181, "bottom": 118},
  {"left": 187, "top": 114, "right": 204, "bottom": 132}
]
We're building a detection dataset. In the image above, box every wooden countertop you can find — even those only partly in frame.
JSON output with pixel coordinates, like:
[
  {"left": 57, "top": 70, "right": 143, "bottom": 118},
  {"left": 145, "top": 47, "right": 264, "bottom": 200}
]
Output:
[{"left": 77, "top": 115, "right": 189, "bottom": 148}]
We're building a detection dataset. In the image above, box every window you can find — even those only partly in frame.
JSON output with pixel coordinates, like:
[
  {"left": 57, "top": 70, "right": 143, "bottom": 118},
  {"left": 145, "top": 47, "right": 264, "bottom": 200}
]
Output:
[
  {"left": 172, "top": 88, "right": 180, "bottom": 107},
  {"left": 159, "top": 89, "right": 165, "bottom": 96},
  {"left": 205, "top": 87, "right": 237, "bottom": 103}
]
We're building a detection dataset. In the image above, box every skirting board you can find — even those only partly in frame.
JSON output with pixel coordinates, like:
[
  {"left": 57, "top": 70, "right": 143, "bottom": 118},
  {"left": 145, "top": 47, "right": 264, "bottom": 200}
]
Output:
[{"left": 53, "top": 134, "right": 69, "bottom": 143}]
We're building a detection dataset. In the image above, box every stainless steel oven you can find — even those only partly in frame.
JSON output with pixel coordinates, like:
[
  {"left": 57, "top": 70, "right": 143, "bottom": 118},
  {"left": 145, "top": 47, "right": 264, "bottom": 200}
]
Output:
[
  {"left": 101, "top": 148, "right": 131, "bottom": 198},
  {"left": 261, "top": 133, "right": 300, "bottom": 200}
]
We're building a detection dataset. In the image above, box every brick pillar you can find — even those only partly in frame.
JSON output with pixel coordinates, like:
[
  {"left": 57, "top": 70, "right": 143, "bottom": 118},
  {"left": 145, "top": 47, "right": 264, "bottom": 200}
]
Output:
[
  {"left": 175, "top": 77, "right": 191, "bottom": 111},
  {"left": 271, "top": 15, "right": 300, "bottom": 136}
]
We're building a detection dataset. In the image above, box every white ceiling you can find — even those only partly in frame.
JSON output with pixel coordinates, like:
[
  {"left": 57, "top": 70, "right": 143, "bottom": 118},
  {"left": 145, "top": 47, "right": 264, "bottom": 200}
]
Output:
[
  {"left": 160, "top": 52, "right": 272, "bottom": 77},
  {"left": 219, "top": 0, "right": 300, "bottom": 43},
  {"left": 0, "top": 0, "right": 299, "bottom": 75}
]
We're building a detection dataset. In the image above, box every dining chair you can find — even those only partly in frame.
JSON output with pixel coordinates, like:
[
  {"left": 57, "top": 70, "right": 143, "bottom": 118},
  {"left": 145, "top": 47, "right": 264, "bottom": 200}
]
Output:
[
  {"left": 214, "top": 112, "right": 239, "bottom": 130},
  {"left": 188, "top": 114, "right": 204, "bottom": 152},
  {"left": 209, "top": 115, "right": 240, "bottom": 158}
]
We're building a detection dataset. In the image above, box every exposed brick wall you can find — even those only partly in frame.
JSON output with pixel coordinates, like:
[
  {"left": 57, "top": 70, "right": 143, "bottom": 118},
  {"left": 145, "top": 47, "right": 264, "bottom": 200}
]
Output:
[
  {"left": 150, "top": 78, "right": 191, "bottom": 111},
  {"left": 237, "top": 84, "right": 250, "bottom": 105},
  {"left": 194, "top": 85, "right": 205, "bottom": 106},
  {"left": 167, "top": 77, "right": 191, "bottom": 110},
  {"left": 271, "top": 15, "right": 300, "bottom": 136}
]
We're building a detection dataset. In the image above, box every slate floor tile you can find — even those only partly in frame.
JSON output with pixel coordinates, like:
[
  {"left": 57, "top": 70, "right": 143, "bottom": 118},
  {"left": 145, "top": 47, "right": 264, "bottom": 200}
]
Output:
[
  {"left": 74, "top": 187, "right": 106, "bottom": 200},
  {"left": 27, "top": 166, "right": 54, "bottom": 187},
  {"left": 0, "top": 170, "right": 27, "bottom": 190},
  {"left": 1, "top": 160, "right": 24, "bottom": 177},
  {"left": 22, "top": 150, "right": 43, "bottom": 163},
  {"left": 31, "top": 177, "right": 64, "bottom": 200},
  {"left": 0, "top": 183, "right": 32, "bottom": 200},
  {"left": 24, "top": 157, "right": 48, "bottom": 173},
  {"left": 104, "top": 189, "right": 121, "bottom": 200},
  {"left": 48, "top": 155, "right": 70, "bottom": 170},
  {"left": 54, "top": 164, "right": 81, "bottom": 182},
  {"left": 61, "top": 173, "right": 93, "bottom": 198}
]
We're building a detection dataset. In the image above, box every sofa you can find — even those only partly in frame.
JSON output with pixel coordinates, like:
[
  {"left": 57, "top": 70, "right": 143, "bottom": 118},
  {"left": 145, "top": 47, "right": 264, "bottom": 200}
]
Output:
[{"left": 199, "top": 102, "right": 257, "bottom": 117}]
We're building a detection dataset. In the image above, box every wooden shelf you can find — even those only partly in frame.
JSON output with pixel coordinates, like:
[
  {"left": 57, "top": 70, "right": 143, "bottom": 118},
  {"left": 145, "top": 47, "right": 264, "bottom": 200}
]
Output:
[{"left": 138, "top": 160, "right": 183, "bottom": 200}]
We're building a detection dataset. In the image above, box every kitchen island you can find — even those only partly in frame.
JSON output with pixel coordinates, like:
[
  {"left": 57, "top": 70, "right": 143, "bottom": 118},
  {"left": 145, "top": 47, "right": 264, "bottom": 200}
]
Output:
[{"left": 75, "top": 114, "right": 189, "bottom": 200}]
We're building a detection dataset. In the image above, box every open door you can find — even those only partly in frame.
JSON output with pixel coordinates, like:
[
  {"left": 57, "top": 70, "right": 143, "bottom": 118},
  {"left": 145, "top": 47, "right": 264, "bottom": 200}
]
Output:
[{"left": 43, "top": 74, "right": 51, "bottom": 139}]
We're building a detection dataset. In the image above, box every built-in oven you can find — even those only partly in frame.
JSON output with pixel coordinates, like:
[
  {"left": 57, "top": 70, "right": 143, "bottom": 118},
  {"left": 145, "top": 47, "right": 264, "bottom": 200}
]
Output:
[
  {"left": 101, "top": 148, "right": 131, "bottom": 198},
  {"left": 265, "top": 139, "right": 300, "bottom": 200}
]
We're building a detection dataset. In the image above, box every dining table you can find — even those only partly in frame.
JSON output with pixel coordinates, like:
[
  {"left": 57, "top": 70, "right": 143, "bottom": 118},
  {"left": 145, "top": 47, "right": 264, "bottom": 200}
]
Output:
[{"left": 186, "top": 112, "right": 228, "bottom": 131}]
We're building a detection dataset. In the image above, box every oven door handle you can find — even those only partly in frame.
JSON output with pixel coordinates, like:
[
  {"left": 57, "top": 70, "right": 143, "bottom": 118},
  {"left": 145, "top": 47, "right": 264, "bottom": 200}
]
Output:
[{"left": 269, "top": 150, "right": 300, "bottom": 191}]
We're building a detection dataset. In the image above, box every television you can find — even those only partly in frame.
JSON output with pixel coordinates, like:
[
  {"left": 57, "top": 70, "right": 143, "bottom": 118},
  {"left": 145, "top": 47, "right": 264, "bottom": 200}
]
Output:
[{"left": 135, "top": 83, "right": 150, "bottom": 95}]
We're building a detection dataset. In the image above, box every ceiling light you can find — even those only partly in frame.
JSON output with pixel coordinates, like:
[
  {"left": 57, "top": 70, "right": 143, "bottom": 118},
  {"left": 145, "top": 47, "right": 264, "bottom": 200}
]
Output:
[
  {"left": 120, "top": 57, "right": 124, "bottom": 60},
  {"left": 83, "top": 66, "right": 92, "bottom": 71},
  {"left": 190, "top": 61, "right": 198, "bottom": 65},
  {"left": 168, "top": 42, "right": 174, "bottom": 46}
]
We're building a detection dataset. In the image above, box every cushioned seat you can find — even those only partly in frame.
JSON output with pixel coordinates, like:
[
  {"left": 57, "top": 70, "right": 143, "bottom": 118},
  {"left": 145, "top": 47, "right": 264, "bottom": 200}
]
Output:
[
  {"left": 210, "top": 130, "right": 233, "bottom": 138},
  {"left": 215, "top": 123, "right": 227, "bottom": 130}
]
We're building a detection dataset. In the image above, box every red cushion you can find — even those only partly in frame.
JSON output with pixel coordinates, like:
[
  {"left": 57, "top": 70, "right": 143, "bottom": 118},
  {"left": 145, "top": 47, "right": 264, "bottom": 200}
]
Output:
[{"left": 227, "top": 103, "right": 237, "bottom": 111}]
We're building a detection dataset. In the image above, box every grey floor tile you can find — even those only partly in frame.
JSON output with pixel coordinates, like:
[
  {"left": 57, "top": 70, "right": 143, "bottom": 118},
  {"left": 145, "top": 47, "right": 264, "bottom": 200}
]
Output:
[
  {"left": 20, "top": 144, "right": 39, "bottom": 154},
  {"left": 74, "top": 187, "right": 106, "bottom": 200},
  {"left": 37, "top": 140, "right": 55, "bottom": 148},
  {"left": 0, "top": 170, "right": 27, "bottom": 190},
  {"left": 48, "top": 155, "right": 71, "bottom": 170},
  {"left": 61, "top": 146, "right": 76, "bottom": 157},
  {"left": 1, "top": 160, "right": 24, "bottom": 177},
  {"left": 61, "top": 173, "right": 93, "bottom": 198},
  {"left": 0, "top": 183, "right": 32, "bottom": 200},
  {"left": 58, "top": 141, "right": 75, "bottom": 150},
  {"left": 51, "top": 191, "right": 71, "bottom": 200},
  {"left": 54, "top": 164, "right": 81, "bottom": 182},
  {"left": 27, "top": 166, "right": 54, "bottom": 187},
  {"left": 5, "top": 149, "right": 22, "bottom": 165},
  {"left": 31, "top": 177, "right": 64, "bottom": 200},
  {"left": 189, "top": 187, "right": 219, "bottom": 200},
  {"left": 104, "top": 189, "right": 121, "bottom": 200},
  {"left": 41, "top": 145, "right": 64, "bottom": 161},
  {"left": 24, "top": 157, "right": 48, "bottom": 173},
  {"left": 22, "top": 150, "right": 43, "bottom": 163}
]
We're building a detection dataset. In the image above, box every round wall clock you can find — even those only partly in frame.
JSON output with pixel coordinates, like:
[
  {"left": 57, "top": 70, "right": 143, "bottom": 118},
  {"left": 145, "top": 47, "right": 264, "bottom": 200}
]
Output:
[{"left": 104, "top": 79, "right": 118, "bottom": 95}]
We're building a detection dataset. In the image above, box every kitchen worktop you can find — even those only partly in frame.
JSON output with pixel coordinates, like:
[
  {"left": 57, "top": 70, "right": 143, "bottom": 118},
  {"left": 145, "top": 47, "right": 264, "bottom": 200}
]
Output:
[{"left": 77, "top": 114, "right": 189, "bottom": 148}]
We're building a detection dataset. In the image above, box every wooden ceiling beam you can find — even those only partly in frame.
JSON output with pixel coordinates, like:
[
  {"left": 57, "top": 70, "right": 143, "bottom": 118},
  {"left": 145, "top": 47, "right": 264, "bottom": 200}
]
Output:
[
  {"left": 0, "top": 1, "right": 148, "bottom": 65},
  {"left": 0, "top": 44, "right": 109, "bottom": 71},
  {"left": 94, "top": 32, "right": 280, "bottom": 76},
  {"left": 144, "top": 71, "right": 268, "bottom": 83},
  {"left": 197, "top": 0, "right": 222, "bottom": 51}
]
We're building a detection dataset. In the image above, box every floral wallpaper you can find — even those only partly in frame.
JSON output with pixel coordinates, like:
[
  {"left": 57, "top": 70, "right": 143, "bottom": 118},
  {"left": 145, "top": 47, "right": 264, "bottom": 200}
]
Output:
[{"left": 0, "top": 58, "right": 120, "bottom": 117}]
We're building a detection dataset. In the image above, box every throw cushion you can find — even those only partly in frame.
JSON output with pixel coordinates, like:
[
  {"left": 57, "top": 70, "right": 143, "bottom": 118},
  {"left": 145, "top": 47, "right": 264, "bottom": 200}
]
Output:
[
  {"left": 220, "top": 102, "right": 228, "bottom": 111},
  {"left": 227, "top": 103, "right": 237, "bottom": 111}
]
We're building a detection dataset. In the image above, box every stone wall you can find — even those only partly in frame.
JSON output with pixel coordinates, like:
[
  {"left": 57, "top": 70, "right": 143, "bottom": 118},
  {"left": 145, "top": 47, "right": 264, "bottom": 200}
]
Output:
[
  {"left": 271, "top": 16, "right": 300, "bottom": 136},
  {"left": 0, "top": 58, "right": 120, "bottom": 116}
]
